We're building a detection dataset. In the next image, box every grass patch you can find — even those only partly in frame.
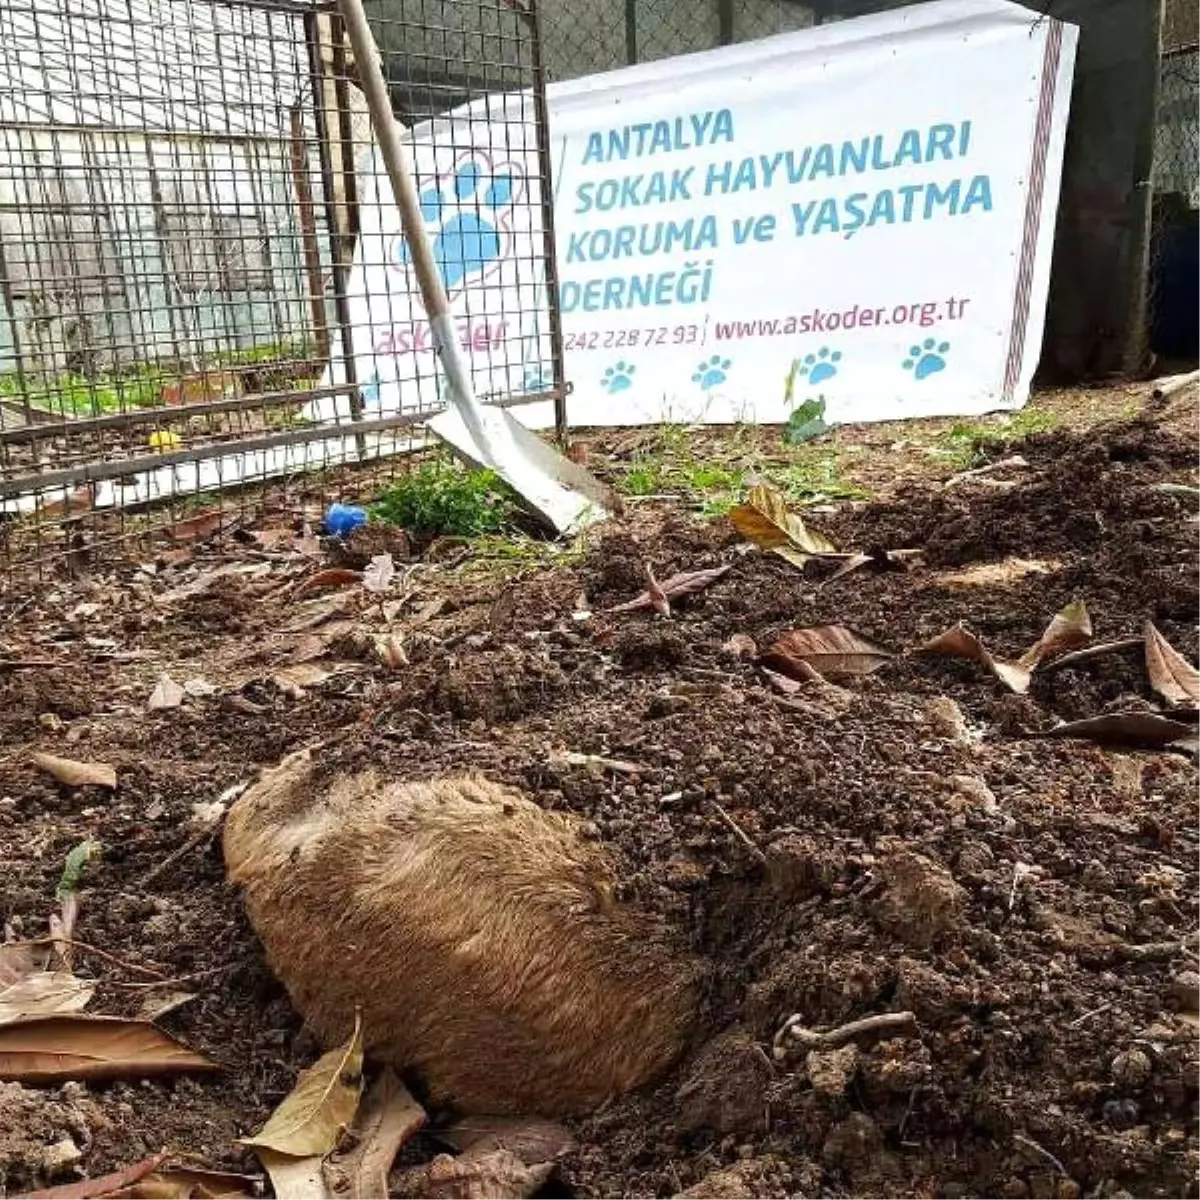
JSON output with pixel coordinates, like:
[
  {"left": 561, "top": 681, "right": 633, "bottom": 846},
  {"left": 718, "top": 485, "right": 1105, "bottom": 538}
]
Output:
[
  {"left": 0, "top": 365, "right": 170, "bottom": 417},
  {"left": 371, "top": 457, "right": 513, "bottom": 540},
  {"left": 0, "top": 342, "right": 317, "bottom": 419},
  {"left": 615, "top": 424, "right": 866, "bottom": 514},
  {"left": 933, "top": 407, "right": 1061, "bottom": 468}
]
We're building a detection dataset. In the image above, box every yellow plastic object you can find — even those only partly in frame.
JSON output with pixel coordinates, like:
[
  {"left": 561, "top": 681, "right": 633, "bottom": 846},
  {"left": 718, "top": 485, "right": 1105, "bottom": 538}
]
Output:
[{"left": 148, "top": 430, "right": 182, "bottom": 451}]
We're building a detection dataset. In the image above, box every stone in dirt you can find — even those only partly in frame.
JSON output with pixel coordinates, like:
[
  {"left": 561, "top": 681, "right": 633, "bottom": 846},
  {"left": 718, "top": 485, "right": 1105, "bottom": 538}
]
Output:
[
  {"left": 805, "top": 1043, "right": 859, "bottom": 1097},
  {"left": 0, "top": 1081, "right": 95, "bottom": 1191},
  {"left": 675, "top": 1030, "right": 773, "bottom": 1135},
  {"left": 873, "top": 848, "right": 967, "bottom": 948}
]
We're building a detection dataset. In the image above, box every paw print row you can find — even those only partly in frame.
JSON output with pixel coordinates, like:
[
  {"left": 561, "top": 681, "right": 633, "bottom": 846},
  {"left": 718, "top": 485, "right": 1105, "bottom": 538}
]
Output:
[{"left": 598, "top": 341, "right": 952, "bottom": 394}]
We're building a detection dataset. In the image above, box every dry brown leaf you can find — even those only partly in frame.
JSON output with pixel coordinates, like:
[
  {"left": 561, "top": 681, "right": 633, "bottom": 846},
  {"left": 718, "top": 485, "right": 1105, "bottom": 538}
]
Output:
[
  {"left": 254, "top": 1151, "right": 329, "bottom": 1200},
  {"left": 759, "top": 627, "right": 891, "bottom": 680},
  {"left": 17, "top": 1152, "right": 171, "bottom": 1199},
  {"left": 823, "top": 548, "right": 921, "bottom": 585},
  {"left": 1044, "top": 711, "right": 1198, "bottom": 749},
  {"left": 727, "top": 484, "right": 837, "bottom": 568},
  {"left": 374, "top": 635, "right": 409, "bottom": 669},
  {"left": 135, "top": 990, "right": 196, "bottom": 1023},
  {"left": 148, "top": 1161, "right": 261, "bottom": 1200},
  {"left": 1039, "top": 638, "right": 1143, "bottom": 672},
  {"left": 0, "top": 942, "right": 45, "bottom": 987},
  {"left": 934, "top": 558, "right": 1059, "bottom": 588},
  {"left": 0, "top": 1014, "right": 217, "bottom": 1083},
  {"left": 917, "top": 624, "right": 1031, "bottom": 694},
  {"left": 0, "top": 971, "right": 94, "bottom": 1026},
  {"left": 29, "top": 753, "right": 117, "bottom": 790},
  {"left": 323, "top": 1069, "right": 426, "bottom": 1200},
  {"left": 645, "top": 565, "right": 671, "bottom": 617},
  {"left": 148, "top": 675, "right": 186, "bottom": 710},
  {"left": 1017, "top": 600, "right": 1093, "bottom": 670},
  {"left": 240, "top": 1014, "right": 363, "bottom": 1157},
  {"left": 271, "top": 664, "right": 332, "bottom": 700},
  {"left": 763, "top": 668, "right": 804, "bottom": 695},
  {"left": 292, "top": 568, "right": 363, "bottom": 600},
  {"left": 362, "top": 554, "right": 395, "bottom": 594},
  {"left": 168, "top": 510, "right": 228, "bottom": 544},
  {"left": 1144, "top": 622, "right": 1200, "bottom": 706},
  {"left": 438, "top": 1115, "right": 576, "bottom": 1163},
  {"left": 604, "top": 565, "right": 732, "bottom": 614}
]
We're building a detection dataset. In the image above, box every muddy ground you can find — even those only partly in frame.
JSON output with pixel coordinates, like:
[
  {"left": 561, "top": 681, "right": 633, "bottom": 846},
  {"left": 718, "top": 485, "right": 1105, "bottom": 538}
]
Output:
[{"left": 1, "top": 386, "right": 1197, "bottom": 1199}]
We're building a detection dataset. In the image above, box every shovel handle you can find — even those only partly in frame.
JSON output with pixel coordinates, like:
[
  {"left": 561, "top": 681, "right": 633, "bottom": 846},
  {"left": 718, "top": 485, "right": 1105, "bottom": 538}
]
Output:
[{"left": 336, "top": 0, "right": 451, "bottom": 323}]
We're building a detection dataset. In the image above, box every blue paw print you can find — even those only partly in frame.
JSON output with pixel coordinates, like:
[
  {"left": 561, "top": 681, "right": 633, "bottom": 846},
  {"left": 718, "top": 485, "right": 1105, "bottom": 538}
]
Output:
[
  {"left": 398, "top": 160, "right": 518, "bottom": 291},
  {"left": 522, "top": 364, "right": 551, "bottom": 392},
  {"left": 903, "top": 339, "right": 951, "bottom": 381},
  {"left": 359, "top": 373, "right": 380, "bottom": 405},
  {"left": 692, "top": 355, "right": 732, "bottom": 388},
  {"left": 602, "top": 362, "right": 636, "bottom": 393},
  {"left": 799, "top": 347, "right": 842, "bottom": 385}
]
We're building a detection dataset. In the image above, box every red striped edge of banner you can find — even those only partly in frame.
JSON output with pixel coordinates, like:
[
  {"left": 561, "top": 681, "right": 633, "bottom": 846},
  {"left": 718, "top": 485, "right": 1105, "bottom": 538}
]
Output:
[{"left": 1002, "top": 19, "right": 1064, "bottom": 402}]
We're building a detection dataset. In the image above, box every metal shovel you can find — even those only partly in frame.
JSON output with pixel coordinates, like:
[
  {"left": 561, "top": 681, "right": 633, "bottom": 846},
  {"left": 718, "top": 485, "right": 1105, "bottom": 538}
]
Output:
[{"left": 336, "top": 0, "right": 612, "bottom": 536}]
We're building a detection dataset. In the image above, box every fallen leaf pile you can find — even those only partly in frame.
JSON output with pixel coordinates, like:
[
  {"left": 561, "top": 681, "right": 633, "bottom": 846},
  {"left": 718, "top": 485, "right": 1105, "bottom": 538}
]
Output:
[{"left": 229, "top": 1017, "right": 570, "bottom": 1200}]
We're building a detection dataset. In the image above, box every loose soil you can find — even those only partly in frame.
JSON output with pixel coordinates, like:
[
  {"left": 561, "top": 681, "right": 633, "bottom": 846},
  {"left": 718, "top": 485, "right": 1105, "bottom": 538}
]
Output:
[{"left": 1, "top": 386, "right": 1197, "bottom": 1199}]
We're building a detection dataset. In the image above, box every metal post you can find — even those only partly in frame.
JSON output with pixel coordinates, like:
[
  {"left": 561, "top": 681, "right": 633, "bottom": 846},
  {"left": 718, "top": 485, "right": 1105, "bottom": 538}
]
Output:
[
  {"left": 625, "top": 0, "right": 638, "bottom": 65},
  {"left": 303, "top": 9, "right": 362, "bottom": 449},
  {"left": 718, "top": 0, "right": 734, "bottom": 46},
  {"left": 528, "top": 0, "right": 569, "bottom": 444}
]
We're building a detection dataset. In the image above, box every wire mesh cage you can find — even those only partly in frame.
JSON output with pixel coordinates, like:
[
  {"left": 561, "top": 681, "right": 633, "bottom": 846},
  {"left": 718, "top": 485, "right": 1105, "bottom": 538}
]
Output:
[
  {"left": 1148, "top": 44, "right": 1199, "bottom": 362},
  {"left": 540, "top": 0, "right": 813, "bottom": 81},
  {"left": 0, "top": 0, "right": 563, "bottom": 579}
]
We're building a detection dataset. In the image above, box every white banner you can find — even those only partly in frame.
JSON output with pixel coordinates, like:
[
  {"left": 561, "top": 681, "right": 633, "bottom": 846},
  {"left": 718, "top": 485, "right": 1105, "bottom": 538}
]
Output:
[{"left": 311, "top": 0, "right": 1076, "bottom": 430}]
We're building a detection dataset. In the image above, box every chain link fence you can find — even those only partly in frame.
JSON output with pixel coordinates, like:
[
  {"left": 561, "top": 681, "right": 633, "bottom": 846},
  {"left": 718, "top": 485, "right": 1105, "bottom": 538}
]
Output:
[
  {"left": 1149, "top": 42, "right": 1199, "bottom": 360},
  {"left": 541, "top": 0, "right": 814, "bottom": 81}
]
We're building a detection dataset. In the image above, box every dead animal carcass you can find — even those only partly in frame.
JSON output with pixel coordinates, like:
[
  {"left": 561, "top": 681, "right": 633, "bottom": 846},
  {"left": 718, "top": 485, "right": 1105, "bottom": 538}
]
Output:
[{"left": 222, "top": 750, "right": 699, "bottom": 1115}]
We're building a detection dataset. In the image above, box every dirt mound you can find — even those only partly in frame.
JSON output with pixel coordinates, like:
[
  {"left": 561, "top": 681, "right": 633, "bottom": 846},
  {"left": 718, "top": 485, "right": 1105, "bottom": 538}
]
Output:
[{"left": 1, "top": 406, "right": 1196, "bottom": 1198}]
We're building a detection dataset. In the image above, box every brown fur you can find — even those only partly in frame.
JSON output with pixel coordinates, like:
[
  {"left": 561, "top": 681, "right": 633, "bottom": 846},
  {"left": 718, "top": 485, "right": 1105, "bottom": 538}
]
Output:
[{"left": 223, "top": 750, "right": 700, "bottom": 1115}]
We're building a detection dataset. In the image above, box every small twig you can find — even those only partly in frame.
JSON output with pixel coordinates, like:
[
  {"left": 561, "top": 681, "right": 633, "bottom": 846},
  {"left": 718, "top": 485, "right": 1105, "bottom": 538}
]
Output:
[
  {"left": 1039, "top": 638, "right": 1142, "bottom": 672},
  {"left": 6, "top": 936, "right": 167, "bottom": 980},
  {"left": 1117, "top": 931, "right": 1200, "bottom": 961},
  {"left": 142, "top": 827, "right": 219, "bottom": 886},
  {"left": 555, "top": 751, "right": 646, "bottom": 776},
  {"left": 706, "top": 799, "right": 767, "bottom": 864},
  {"left": 773, "top": 1010, "right": 918, "bottom": 1059},
  {"left": 1069, "top": 1001, "right": 1114, "bottom": 1027},
  {"left": 1013, "top": 1133, "right": 1067, "bottom": 1177},
  {"left": 944, "top": 454, "right": 1029, "bottom": 488},
  {"left": 1151, "top": 483, "right": 1200, "bottom": 499},
  {"left": 106, "top": 963, "right": 237, "bottom": 990}
]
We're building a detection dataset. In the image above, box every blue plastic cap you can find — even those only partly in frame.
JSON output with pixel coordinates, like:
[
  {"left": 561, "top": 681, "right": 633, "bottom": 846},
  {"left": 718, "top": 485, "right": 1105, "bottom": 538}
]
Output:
[{"left": 324, "top": 503, "right": 368, "bottom": 538}]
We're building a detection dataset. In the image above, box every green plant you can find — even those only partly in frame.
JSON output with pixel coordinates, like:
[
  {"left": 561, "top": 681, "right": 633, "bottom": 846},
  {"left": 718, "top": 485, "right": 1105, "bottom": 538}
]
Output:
[
  {"left": 371, "top": 458, "right": 511, "bottom": 538},
  {"left": 933, "top": 407, "right": 1060, "bottom": 468},
  {"left": 768, "top": 450, "right": 867, "bottom": 503}
]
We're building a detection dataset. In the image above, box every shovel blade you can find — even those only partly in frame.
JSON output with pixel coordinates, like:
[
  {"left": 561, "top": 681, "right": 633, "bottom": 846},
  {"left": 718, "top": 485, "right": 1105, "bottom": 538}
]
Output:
[{"left": 427, "top": 405, "right": 613, "bottom": 537}]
